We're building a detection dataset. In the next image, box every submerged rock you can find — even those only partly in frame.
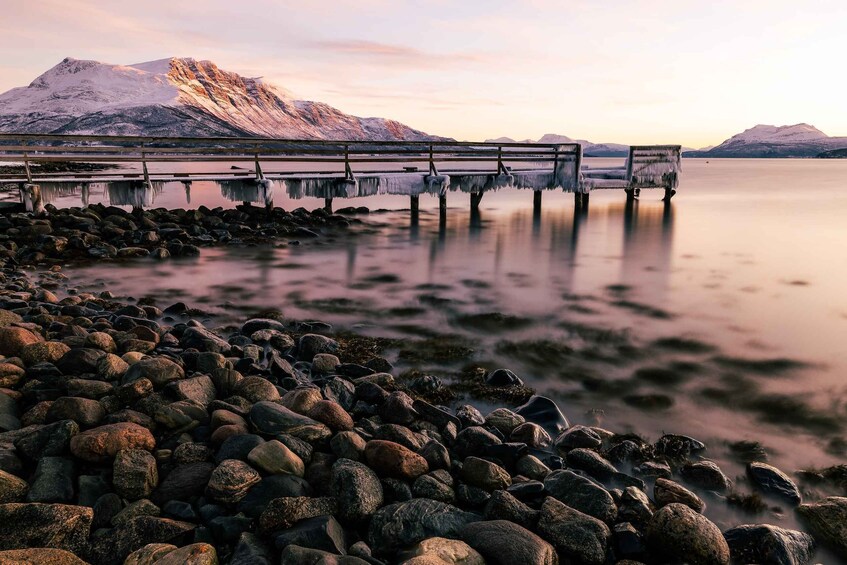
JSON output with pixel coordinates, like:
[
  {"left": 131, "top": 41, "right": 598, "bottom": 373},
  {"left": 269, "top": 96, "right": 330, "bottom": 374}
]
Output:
[{"left": 796, "top": 496, "right": 847, "bottom": 558}]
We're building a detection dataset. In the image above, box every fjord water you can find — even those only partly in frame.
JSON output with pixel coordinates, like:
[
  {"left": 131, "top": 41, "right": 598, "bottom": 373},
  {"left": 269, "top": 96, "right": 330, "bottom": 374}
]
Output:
[{"left": 60, "top": 158, "right": 847, "bottom": 527}]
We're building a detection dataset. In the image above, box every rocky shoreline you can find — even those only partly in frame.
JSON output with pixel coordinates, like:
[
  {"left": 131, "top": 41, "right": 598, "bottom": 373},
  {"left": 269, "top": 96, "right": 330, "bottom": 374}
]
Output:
[{"left": 1, "top": 205, "right": 846, "bottom": 564}]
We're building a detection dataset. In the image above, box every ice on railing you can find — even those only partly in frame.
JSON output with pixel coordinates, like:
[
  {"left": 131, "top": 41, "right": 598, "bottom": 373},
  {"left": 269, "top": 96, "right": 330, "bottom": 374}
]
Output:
[
  {"left": 626, "top": 147, "right": 681, "bottom": 189},
  {"left": 283, "top": 177, "right": 358, "bottom": 199},
  {"left": 219, "top": 179, "right": 274, "bottom": 203},
  {"left": 359, "top": 174, "right": 449, "bottom": 196},
  {"left": 108, "top": 181, "right": 163, "bottom": 207},
  {"left": 37, "top": 182, "right": 84, "bottom": 203}
]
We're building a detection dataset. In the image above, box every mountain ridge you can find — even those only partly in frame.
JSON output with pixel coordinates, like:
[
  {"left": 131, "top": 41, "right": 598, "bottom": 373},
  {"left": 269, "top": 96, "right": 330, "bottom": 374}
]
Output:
[{"left": 0, "top": 56, "right": 443, "bottom": 141}]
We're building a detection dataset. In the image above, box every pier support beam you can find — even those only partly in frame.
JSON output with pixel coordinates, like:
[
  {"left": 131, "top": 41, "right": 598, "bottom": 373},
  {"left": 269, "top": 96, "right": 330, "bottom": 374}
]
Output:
[
  {"left": 533, "top": 190, "right": 542, "bottom": 213},
  {"left": 574, "top": 191, "right": 590, "bottom": 210},
  {"left": 439, "top": 193, "right": 447, "bottom": 215},
  {"left": 324, "top": 198, "right": 333, "bottom": 214},
  {"left": 470, "top": 192, "right": 484, "bottom": 211},
  {"left": 662, "top": 188, "right": 676, "bottom": 202},
  {"left": 410, "top": 195, "right": 419, "bottom": 215}
]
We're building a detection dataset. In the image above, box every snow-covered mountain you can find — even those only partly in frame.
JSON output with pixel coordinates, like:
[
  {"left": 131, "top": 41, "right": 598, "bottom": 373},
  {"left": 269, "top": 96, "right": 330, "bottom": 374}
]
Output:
[
  {"left": 485, "top": 133, "right": 630, "bottom": 156},
  {"left": 686, "top": 124, "right": 847, "bottom": 158},
  {"left": 0, "top": 57, "right": 441, "bottom": 141}
]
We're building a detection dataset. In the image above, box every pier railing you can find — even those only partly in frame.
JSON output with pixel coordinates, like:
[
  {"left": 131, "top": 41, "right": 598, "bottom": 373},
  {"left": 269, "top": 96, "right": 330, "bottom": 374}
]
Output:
[{"left": 0, "top": 134, "right": 680, "bottom": 213}]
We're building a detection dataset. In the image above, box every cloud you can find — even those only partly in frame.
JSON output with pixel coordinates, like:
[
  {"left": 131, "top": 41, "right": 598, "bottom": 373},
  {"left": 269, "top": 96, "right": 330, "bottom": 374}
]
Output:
[{"left": 305, "top": 39, "right": 490, "bottom": 69}]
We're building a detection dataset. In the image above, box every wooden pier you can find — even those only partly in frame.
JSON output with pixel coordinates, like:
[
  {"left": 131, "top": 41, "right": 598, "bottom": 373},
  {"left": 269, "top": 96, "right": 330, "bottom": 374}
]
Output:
[{"left": 0, "top": 134, "right": 681, "bottom": 213}]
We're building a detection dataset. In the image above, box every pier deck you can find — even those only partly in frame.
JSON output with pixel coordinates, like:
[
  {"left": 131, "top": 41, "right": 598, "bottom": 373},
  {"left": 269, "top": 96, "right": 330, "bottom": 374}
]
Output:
[{"left": 0, "top": 134, "right": 680, "bottom": 213}]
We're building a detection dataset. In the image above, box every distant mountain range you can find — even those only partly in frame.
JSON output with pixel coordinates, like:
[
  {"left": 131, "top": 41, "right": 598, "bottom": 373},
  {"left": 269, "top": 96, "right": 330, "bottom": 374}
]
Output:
[
  {"left": 684, "top": 124, "right": 847, "bottom": 158},
  {"left": 485, "top": 134, "right": 631, "bottom": 157},
  {"left": 0, "top": 57, "right": 441, "bottom": 141}
]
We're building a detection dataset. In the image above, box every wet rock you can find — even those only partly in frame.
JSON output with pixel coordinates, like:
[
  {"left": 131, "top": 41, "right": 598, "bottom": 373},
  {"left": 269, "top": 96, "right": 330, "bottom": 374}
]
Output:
[
  {"left": 364, "top": 440, "right": 429, "bottom": 480},
  {"left": 330, "top": 431, "right": 367, "bottom": 461},
  {"left": 111, "top": 499, "right": 161, "bottom": 526},
  {"left": 566, "top": 448, "right": 618, "bottom": 481},
  {"left": 456, "top": 404, "right": 486, "bottom": 428},
  {"left": 85, "top": 331, "right": 117, "bottom": 353},
  {"left": 114, "top": 449, "right": 158, "bottom": 500},
  {"left": 309, "top": 399, "right": 354, "bottom": 432},
  {"left": 537, "top": 496, "right": 611, "bottom": 565},
  {"left": 123, "top": 357, "right": 185, "bottom": 388},
  {"left": 419, "top": 439, "right": 451, "bottom": 471},
  {"left": 148, "top": 543, "right": 218, "bottom": 565},
  {"left": 516, "top": 455, "right": 551, "bottom": 481},
  {"left": 123, "top": 543, "right": 179, "bottom": 565},
  {"left": 485, "top": 368, "right": 523, "bottom": 387},
  {"left": 216, "top": 434, "right": 265, "bottom": 464},
  {"left": 655, "top": 434, "right": 705, "bottom": 460},
  {"left": 231, "top": 532, "right": 273, "bottom": 565},
  {"left": 280, "top": 545, "right": 369, "bottom": 564},
  {"left": 484, "top": 408, "right": 525, "bottom": 435},
  {"left": 544, "top": 469, "right": 617, "bottom": 523},
  {"left": 613, "top": 522, "right": 646, "bottom": 560},
  {"left": 484, "top": 489, "right": 538, "bottom": 529},
  {"left": 412, "top": 470, "right": 455, "bottom": 503},
  {"left": 234, "top": 376, "right": 280, "bottom": 403},
  {"left": 555, "top": 424, "right": 602, "bottom": 451},
  {"left": 514, "top": 395, "right": 570, "bottom": 436},
  {"left": 298, "top": 334, "right": 338, "bottom": 361},
  {"left": 57, "top": 348, "right": 105, "bottom": 374},
  {"left": 205, "top": 459, "right": 261, "bottom": 504},
  {"left": 654, "top": 477, "right": 705, "bottom": 512},
  {"left": 169, "top": 375, "right": 217, "bottom": 408},
  {"left": 249, "top": 401, "right": 331, "bottom": 442},
  {"left": 724, "top": 524, "right": 815, "bottom": 565},
  {"left": 379, "top": 391, "right": 418, "bottom": 425},
  {"left": 70, "top": 422, "right": 155, "bottom": 463},
  {"left": 181, "top": 326, "right": 231, "bottom": 354},
  {"left": 461, "top": 456, "right": 512, "bottom": 491},
  {"left": 461, "top": 520, "right": 557, "bottom": 565},
  {"left": 247, "top": 439, "right": 305, "bottom": 476},
  {"left": 330, "top": 458, "right": 383, "bottom": 522},
  {"left": 99, "top": 354, "right": 130, "bottom": 380},
  {"left": 617, "top": 486, "right": 654, "bottom": 527},
  {"left": 681, "top": 460, "right": 732, "bottom": 493},
  {"left": 510, "top": 422, "right": 551, "bottom": 448},
  {"left": 259, "top": 496, "right": 338, "bottom": 532},
  {"left": 645, "top": 503, "right": 730, "bottom": 565},
  {"left": 0, "top": 503, "right": 92, "bottom": 554},
  {"left": 273, "top": 514, "right": 346, "bottom": 554},
  {"left": 796, "top": 496, "right": 847, "bottom": 558},
  {"left": 368, "top": 498, "right": 479, "bottom": 555},
  {"left": 748, "top": 462, "right": 801, "bottom": 504},
  {"left": 453, "top": 426, "right": 502, "bottom": 459}
]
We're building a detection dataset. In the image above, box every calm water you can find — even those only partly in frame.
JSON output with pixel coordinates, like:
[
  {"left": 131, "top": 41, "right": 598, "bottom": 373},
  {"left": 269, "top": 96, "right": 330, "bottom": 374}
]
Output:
[{"left": 43, "top": 158, "right": 847, "bottom": 534}]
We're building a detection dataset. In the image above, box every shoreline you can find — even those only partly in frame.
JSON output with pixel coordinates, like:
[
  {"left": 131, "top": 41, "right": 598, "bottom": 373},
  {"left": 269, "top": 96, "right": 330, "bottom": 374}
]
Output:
[{"left": 1, "top": 207, "right": 846, "bottom": 564}]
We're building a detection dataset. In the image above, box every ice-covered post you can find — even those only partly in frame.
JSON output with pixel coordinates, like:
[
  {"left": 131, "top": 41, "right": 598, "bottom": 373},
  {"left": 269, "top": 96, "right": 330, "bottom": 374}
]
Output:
[
  {"left": 20, "top": 183, "right": 45, "bottom": 215},
  {"left": 324, "top": 198, "right": 333, "bottom": 214}
]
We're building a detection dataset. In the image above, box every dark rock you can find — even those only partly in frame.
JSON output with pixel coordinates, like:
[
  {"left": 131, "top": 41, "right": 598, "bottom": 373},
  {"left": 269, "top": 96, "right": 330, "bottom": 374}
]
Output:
[
  {"left": 46, "top": 397, "right": 105, "bottom": 428},
  {"left": 216, "top": 434, "right": 265, "bottom": 464},
  {"left": 330, "top": 458, "right": 383, "bottom": 522},
  {"left": 379, "top": 391, "right": 418, "bottom": 425},
  {"left": 724, "top": 524, "right": 815, "bottom": 565},
  {"left": 231, "top": 532, "right": 274, "bottom": 565},
  {"left": 537, "top": 496, "right": 611, "bottom": 565},
  {"left": 237, "top": 474, "right": 314, "bottom": 518},
  {"left": 543, "top": 469, "right": 617, "bottom": 523},
  {"left": 280, "top": 545, "right": 369, "bottom": 564},
  {"left": 27, "top": 457, "right": 75, "bottom": 503},
  {"left": 485, "top": 368, "right": 523, "bottom": 387},
  {"left": 205, "top": 459, "right": 261, "bottom": 505},
  {"left": 259, "top": 496, "right": 338, "bottom": 532},
  {"left": 566, "top": 448, "right": 618, "bottom": 481},
  {"left": 654, "top": 477, "right": 705, "bottom": 512},
  {"left": 153, "top": 462, "right": 215, "bottom": 504},
  {"left": 514, "top": 395, "right": 570, "bottom": 436},
  {"left": 456, "top": 404, "right": 486, "bottom": 428},
  {"left": 249, "top": 401, "right": 331, "bottom": 442},
  {"left": 122, "top": 357, "right": 184, "bottom": 388},
  {"left": 748, "top": 462, "right": 801, "bottom": 504},
  {"left": 484, "top": 489, "right": 538, "bottom": 529},
  {"left": 0, "top": 469, "right": 28, "bottom": 502},
  {"left": 368, "top": 498, "right": 479, "bottom": 555},
  {"left": 113, "top": 449, "right": 158, "bottom": 500},
  {"left": 796, "top": 497, "right": 847, "bottom": 558},
  {"left": 273, "top": 515, "right": 347, "bottom": 554},
  {"left": 298, "top": 334, "right": 338, "bottom": 361},
  {"left": 14, "top": 419, "right": 79, "bottom": 460},
  {"left": 655, "top": 434, "right": 705, "bottom": 460},
  {"left": 0, "top": 503, "right": 92, "bottom": 554},
  {"left": 453, "top": 426, "right": 502, "bottom": 459},
  {"left": 681, "top": 460, "right": 732, "bottom": 493},
  {"left": 645, "top": 503, "right": 730, "bottom": 565},
  {"left": 91, "top": 516, "right": 195, "bottom": 565},
  {"left": 555, "top": 425, "right": 602, "bottom": 451},
  {"left": 364, "top": 440, "right": 428, "bottom": 480},
  {"left": 461, "top": 456, "right": 511, "bottom": 491},
  {"left": 461, "top": 520, "right": 557, "bottom": 565}
]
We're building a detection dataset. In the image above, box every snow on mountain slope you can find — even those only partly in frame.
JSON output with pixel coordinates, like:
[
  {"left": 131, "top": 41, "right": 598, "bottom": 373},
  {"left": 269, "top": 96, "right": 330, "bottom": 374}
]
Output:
[
  {"left": 719, "top": 123, "right": 828, "bottom": 145},
  {"left": 485, "top": 133, "right": 629, "bottom": 156},
  {"left": 0, "top": 57, "right": 440, "bottom": 141}
]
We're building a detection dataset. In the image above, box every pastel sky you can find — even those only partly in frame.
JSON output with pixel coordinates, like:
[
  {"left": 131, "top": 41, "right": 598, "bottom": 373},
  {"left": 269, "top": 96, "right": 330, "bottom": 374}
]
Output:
[{"left": 1, "top": 0, "right": 845, "bottom": 147}]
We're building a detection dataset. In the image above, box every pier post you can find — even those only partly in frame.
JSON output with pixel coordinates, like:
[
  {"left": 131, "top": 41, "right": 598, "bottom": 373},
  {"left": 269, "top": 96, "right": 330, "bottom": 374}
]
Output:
[
  {"left": 662, "top": 188, "right": 676, "bottom": 202},
  {"left": 533, "top": 190, "right": 542, "bottom": 213},
  {"left": 625, "top": 188, "right": 635, "bottom": 202},
  {"left": 574, "top": 191, "right": 590, "bottom": 210},
  {"left": 470, "top": 192, "right": 483, "bottom": 211},
  {"left": 19, "top": 183, "right": 44, "bottom": 215},
  {"left": 324, "top": 197, "right": 333, "bottom": 214},
  {"left": 410, "top": 195, "right": 419, "bottom": 215},
  {"left": 439, "top": 193, "right": 447, "bottom": 215}
]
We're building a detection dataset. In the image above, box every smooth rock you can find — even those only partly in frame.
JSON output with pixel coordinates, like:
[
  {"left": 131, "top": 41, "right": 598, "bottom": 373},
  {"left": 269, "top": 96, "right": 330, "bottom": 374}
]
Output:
[
  {"left": 724, "top": 524, "right": 815, "bottom": 565},
  {"left": 461, "top": 520, "right": 557, "bottom": 565},
  {"left": 368, "top": 498, "right": 479, "bottom": 555},
  {"left": 364, "top": 440, "right": 429, "bottom": 480},
  {"left": 70, "top": 422, "right": 155, "bottom": 463},
  {"left": 796, "top": 496, "right": 847, "bottom": 558},
  {"left": 645, "top": 503, "right": 730, "bottom": 565},
  {"left": 748, "top": 462, "right": 801, "bottom": 504},
  {"left": 247, "top": 440, "right": 305, "bottom": 476},
  {"left": 543, "top": 469, "right": 617, "bottom": 523},
  {"left": 537, "top": 496, "right": 611, "bottom": 565},
  {"left": 330, "top": 458, "right": 384, "bottom": 522}
]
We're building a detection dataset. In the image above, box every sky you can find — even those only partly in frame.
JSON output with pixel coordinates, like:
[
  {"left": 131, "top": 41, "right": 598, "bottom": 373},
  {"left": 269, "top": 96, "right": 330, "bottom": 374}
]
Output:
[{"left": 1, "top": 0, "right": 845, "bottom": 147}]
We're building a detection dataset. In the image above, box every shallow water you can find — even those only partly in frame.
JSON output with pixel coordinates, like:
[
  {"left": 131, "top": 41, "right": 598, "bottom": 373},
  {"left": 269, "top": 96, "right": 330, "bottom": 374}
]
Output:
[{"left": 50, "top": 158, "right": 847, "bottom": 536}]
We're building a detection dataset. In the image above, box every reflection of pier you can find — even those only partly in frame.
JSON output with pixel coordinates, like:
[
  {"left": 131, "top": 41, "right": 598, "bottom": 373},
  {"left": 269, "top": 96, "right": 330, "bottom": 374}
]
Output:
[{"left": 1, "top": 134, "right": 681, "bottom": 214}]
